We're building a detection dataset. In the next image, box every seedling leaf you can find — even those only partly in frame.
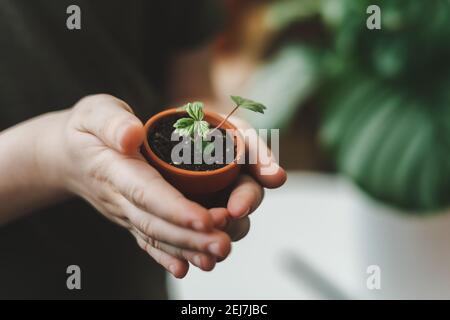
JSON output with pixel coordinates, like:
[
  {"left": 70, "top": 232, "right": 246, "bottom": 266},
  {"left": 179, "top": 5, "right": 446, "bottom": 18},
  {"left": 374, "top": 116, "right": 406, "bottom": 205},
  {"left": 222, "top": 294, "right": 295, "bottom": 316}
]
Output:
[
  {"left": 174, "top": 103, "right": 209, "bottom": 139},
  {"left": 203, "top": 141, "right": 215, "bottom": 155},
  {"left": 230, "top": 96, "right": 266, "bottom": 114},
  {"left": 184, "top": 101, "right": 204, "bottom": 121}
]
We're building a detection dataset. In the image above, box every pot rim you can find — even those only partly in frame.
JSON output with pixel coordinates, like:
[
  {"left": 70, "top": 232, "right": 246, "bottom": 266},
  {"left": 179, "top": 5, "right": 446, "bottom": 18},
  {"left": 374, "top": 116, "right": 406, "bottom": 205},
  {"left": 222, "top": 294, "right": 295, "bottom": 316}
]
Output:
[{"left": 143, "top": 108, "right": 244, "bottom": 177}]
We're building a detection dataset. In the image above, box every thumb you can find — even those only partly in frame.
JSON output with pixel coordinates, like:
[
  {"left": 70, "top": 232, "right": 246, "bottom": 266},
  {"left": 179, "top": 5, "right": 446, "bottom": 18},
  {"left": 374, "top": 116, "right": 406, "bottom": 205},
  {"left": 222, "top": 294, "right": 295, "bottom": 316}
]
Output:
[
  {"left": 228, "top": 115, "right": 287, "bottom": 189},
  {"left": 74, "top": 94, "right": 145, "bottom": 154}
]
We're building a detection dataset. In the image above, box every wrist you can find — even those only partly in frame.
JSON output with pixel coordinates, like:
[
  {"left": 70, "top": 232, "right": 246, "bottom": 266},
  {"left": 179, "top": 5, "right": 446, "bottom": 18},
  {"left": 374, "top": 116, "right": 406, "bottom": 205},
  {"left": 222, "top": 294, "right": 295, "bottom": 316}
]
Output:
[{"left": 33, "top": 110, "right": 72, "bottom": 194}]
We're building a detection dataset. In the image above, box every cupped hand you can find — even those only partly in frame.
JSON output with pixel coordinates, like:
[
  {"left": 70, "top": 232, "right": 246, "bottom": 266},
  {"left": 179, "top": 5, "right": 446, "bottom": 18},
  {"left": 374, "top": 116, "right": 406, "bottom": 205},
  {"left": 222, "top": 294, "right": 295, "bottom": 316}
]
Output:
[
  {"left": 50, "top": 94, "right": 233, "bottom": 278},
  {"left": 44, "top": 94, "right": 286, "bottom": 278},
  {"left": 207, "top": 116, "right": 287, "bottom": 244}
]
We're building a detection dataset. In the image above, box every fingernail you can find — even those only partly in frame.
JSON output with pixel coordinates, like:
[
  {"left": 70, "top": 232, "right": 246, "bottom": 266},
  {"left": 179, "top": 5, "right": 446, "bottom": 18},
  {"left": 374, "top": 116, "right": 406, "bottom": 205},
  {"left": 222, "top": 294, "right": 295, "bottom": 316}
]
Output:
[
  {"left": 193, "top": 255, "right": 202, "bottom": 267},
  {"left": 241, "top": 207, "right": 251, "bottom": 217},
  {"left": 169, "top": 264, "right": 177, "bottom": 275},
  {"left": 233, "top": 207, "right": 250, "bottom": 218},
  {"left": 192, "top": 221, "right": 205, "bottom": 231},
  {"left": 208, "top": 242, "right": 222, "bottom": 256},
  {"left": 219, "top": 217, "right": 229, "bottom": 229}
]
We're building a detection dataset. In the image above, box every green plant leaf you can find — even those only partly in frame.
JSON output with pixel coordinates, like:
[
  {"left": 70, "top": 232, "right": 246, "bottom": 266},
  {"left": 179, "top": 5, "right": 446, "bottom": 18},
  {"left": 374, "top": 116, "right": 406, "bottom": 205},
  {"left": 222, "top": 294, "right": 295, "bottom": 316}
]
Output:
[
  {"left": 173, "top": 117, "right": 194, "bottom": 129},
  {"left": 231, "top": 95, "right": 267, "bottom": 114},
  {"left": 173, "top": 117, "right": 195, "bottom": 137},
  {"left": 184, "top": 101, "right": 204, "bottom": 121},
  {"left": 194, "top": 120, "right": 210, "bottom": 139},
  {"left": 203, "top": 141, "right": 215, "bottom": 155},
  {"left": 175, "top": 101, "right": 209, "bottom": 138},
  {"left": 230, "top": 95, "right": 247, "bottom": 106},
  {"left": 174, "top": 126, "right": 194, "bottom": 137}
]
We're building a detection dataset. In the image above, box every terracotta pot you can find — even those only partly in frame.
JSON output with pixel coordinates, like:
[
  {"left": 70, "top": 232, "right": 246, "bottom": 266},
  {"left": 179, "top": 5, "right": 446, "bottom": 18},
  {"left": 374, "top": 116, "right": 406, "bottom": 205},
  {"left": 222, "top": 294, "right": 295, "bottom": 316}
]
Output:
[{"left": 142, "top": 108, "right": 245, "bottom": 195}]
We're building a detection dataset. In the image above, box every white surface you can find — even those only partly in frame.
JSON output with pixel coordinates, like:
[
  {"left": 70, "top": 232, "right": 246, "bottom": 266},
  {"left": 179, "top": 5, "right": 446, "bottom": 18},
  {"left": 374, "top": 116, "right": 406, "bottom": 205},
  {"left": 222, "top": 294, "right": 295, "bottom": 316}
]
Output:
[
  {"left": 168, "top": 171, "right": 450, "bottom": 299},
  {"left": 168, "top": 172, "right": 362, "bottom": 299},
  {"left": 354, "top": 192, "right": 450, "bottom": 299}
]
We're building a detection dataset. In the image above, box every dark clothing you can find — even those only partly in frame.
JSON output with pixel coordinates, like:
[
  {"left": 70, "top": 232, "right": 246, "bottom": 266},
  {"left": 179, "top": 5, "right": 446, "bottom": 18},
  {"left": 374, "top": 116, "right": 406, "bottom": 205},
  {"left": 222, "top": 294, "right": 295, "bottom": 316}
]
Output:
[{"left": 0, "top": 0, "right": 221, "bottom": 299}]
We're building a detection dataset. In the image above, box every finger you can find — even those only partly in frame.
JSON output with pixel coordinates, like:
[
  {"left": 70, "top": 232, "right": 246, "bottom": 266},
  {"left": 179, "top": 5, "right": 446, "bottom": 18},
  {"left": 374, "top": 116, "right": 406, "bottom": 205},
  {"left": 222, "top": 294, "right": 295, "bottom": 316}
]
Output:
[
  {"left": 110, "top": 156, "right": 213, "bottom": 231},
  {"left": 225, "top": 217, "right": 251, "bottom": 242},
  {"left": 124, "top": 199, "right": 232, "bottom": 258},
  {"left": 132, "top": 230, "right": 189, "bottom": 278},
  {"left": 227, "top": 175, "right": 264, "bottom": 218},
  {"left": 73, "top": 94, "right": 145, "bottom": 154},
  {"left": 133, "top": 227, "right": 216, "bottom": 271},
  {"left": 246, "top": 132, "right": 287, "bottom": 189},
  {"left": 157, "top": 242, "right": 217, "bottom": 272},
  {"left": 209, "top": 208, "right": 229, "bottom": 229},
  {"left": 229, "top": 116, "right": 287, "bottom": 188}
]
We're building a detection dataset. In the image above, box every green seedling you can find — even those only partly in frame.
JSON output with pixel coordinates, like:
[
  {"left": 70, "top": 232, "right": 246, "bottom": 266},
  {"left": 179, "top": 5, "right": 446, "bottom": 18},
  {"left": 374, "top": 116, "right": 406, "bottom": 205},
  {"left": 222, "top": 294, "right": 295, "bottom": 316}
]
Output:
[{"left": 173, "top": 96, "right": 267, "bottom": 153}]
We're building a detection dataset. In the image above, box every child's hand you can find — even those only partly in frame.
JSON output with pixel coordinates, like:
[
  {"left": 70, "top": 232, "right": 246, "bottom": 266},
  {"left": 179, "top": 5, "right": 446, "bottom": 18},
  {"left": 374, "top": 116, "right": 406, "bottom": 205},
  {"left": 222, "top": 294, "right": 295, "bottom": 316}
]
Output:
[{"left": 45, "top": 94, "right": 232, "bottom": 278}]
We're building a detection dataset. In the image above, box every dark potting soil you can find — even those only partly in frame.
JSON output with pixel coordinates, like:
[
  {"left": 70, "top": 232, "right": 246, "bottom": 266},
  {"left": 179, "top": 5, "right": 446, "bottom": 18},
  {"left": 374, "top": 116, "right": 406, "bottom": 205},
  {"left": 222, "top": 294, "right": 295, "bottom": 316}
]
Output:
[{"left": 148, "top": 114, "right": 237, "bottom": 171}]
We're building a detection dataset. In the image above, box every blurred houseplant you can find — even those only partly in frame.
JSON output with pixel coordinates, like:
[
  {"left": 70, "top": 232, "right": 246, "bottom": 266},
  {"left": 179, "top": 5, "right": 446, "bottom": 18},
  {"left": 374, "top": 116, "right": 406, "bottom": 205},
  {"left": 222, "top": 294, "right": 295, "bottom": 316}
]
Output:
[
  {"left": 320, "top": 0, "right": 450, "bottom": 211},
  {"left": 319, "top": 1, "right": 450, "bottom": 299},
  {"left": 212, "top": 1, "right": 450, "bottom": 298},
  {"left": 217, "top": 0, "right": 450, "bottom": 299},
  {"left": 221, "top": 0, "right": 450, "bottom": 211}
]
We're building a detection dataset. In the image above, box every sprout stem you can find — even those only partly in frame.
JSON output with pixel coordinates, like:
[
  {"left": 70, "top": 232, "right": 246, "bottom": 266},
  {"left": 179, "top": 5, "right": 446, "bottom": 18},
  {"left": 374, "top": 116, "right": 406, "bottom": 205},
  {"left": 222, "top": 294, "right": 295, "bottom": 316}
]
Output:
[{"left": 209, "top": 104, "right": 240, "bottom": 136}]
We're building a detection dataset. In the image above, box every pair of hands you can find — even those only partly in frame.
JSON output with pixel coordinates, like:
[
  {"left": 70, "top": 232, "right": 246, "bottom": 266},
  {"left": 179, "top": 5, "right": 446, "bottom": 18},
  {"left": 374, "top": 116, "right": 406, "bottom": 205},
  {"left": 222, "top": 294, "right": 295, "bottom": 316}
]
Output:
[{"left": 43, "top": 94, "right": 286, "bottom": 278}]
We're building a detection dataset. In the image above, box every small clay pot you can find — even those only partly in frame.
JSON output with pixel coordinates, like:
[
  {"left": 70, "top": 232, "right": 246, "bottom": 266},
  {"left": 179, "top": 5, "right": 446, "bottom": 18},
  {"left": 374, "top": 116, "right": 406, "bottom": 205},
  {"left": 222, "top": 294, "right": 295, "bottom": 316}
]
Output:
[{"left": 142, "top": 108, "right": 244, "bottom": 195}]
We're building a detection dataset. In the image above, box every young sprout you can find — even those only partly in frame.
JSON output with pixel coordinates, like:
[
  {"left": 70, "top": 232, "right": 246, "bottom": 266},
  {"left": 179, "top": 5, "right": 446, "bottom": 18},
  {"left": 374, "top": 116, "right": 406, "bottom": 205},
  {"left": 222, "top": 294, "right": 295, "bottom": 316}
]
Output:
[
  {"left": 210, "top": 96, "right": 266, "bottom": 135},
  {"left": 173, "top": 102, "right": 210, "bottom": 139},
  {"left": 173, "top": 96, "right": 267, "bottom": 154}
]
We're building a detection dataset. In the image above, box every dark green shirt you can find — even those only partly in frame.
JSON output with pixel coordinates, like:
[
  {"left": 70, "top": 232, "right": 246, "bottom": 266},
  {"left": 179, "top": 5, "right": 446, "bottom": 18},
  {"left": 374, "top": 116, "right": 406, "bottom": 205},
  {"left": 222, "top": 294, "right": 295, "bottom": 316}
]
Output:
[{"left": 0, "top": 0, "right": 221, "bottom": 299}]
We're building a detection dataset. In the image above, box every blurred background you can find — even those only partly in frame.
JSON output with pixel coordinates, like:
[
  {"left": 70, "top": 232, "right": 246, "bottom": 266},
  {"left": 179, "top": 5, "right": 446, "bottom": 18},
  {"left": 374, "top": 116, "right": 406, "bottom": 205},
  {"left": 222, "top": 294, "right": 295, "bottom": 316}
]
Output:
[{"left": 170, "top": 0, "right": 450, "bottom": 299}]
